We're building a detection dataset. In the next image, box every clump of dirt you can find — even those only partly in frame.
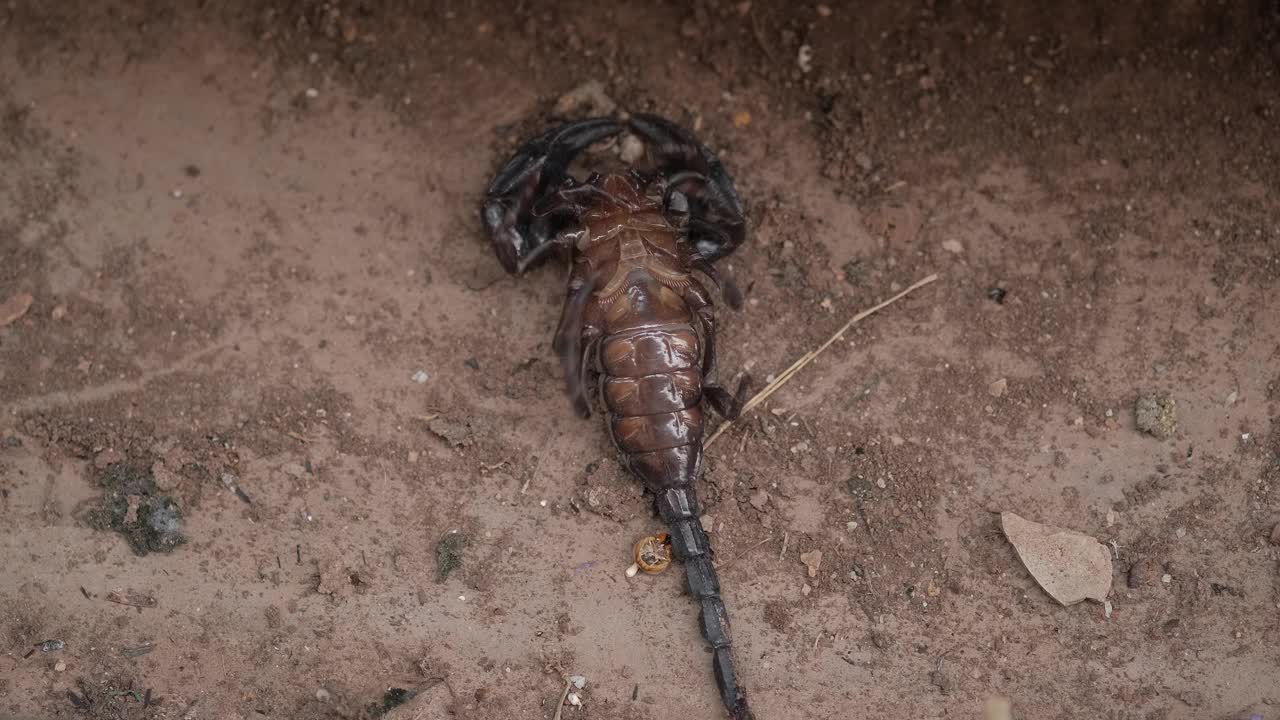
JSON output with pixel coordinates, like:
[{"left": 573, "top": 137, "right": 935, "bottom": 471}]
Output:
[
  {"left": 435, "top": 530, "right": 466, "bottom": 581},
  {"left": 1135, "top": 393, "right": 1178, "bottom": 439},
  {"left": 366, "top": 688, "right": 417, "bottom": 719},
  {"left": 85, "top": 464, "right": 185, "bottom": 556}
]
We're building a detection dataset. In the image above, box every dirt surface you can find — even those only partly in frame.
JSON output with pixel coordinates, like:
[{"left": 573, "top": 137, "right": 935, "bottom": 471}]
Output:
[{"left": 2, "top": 2, "right": 1279, "bottom": 719}]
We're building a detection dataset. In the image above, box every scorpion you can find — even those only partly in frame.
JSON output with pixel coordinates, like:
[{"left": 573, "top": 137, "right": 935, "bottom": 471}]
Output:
[{"left": 480, "top": 113, "right": 756, "bottom": 719}]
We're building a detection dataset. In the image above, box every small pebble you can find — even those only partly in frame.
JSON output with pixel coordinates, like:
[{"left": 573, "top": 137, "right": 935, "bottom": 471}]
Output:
[
  {"left": 941, "top": 239, "right": 964, "bottom": 254},
  {"left": 816, "top": 4, "right": 832, "bottom": 16},
  {"left": 54, "top": 660, "right": 67, "bottom": 672},
  {"left": 1161, "top": 573, "right": 1172, "bottom": 584},
  {"left": 619, "top": 134, "right": 645, "bottom": 164},
  {"left": 316, "top": 689, "right": 331, "bottom": 702},
  {"left": 305, "top": 87, "right": 319, "bottom": 98},
  {"left": 411, "top": 369, "right": 430, "bottom": 384},
  {"left": 797, "top": 45, "right": 814, "bottom": 73},
  {"left": 801, "top": 583, "right": 812, "bottom": 596}
]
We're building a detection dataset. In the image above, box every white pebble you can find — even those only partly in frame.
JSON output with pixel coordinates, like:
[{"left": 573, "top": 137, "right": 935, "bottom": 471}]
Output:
[
  {"left": 305, "top": 87, "right": 319, "bottom": 98},
  {"left": 797, "top": 44, "right": 814, "bottom": 73},
  {"left": 411, "top": 369, "right": 430, "bottom": 384}
]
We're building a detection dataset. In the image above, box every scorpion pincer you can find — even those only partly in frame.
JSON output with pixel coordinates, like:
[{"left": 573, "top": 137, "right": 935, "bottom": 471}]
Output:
[{"left": 480, "top": 113, "right": 756, "bottom": 719}]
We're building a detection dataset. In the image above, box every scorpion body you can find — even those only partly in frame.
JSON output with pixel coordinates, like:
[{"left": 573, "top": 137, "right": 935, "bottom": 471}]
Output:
[{"left": 481, "top": 114, "right": 755, "bottom": 719}]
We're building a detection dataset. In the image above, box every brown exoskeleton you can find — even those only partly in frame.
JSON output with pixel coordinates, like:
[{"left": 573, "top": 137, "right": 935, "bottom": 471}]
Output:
[{"left": 481, "top": 114, "right": 755, "bottom": 719}]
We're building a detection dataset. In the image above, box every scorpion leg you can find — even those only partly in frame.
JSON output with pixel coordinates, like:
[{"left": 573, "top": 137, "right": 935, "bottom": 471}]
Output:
[
  {"left": 481, "top": 117, "right": 624, "bottom": 274},
  {"left": 627, "top": 113, "right": 747, "bottom": 263},
  {"left": 685, "top": 281, "right": 752, "bottom": 421},
  {"left": 552, "top": 269, "right": 599, "bottom": 419}
]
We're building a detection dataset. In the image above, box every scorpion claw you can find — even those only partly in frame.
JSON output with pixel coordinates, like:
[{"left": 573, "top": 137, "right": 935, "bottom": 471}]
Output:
[
  {"left": 482, "top": 117, "right": 625, "bottom": 273},
  {"left": 627, "top": 113, "right": 747, "bottom": 263}
]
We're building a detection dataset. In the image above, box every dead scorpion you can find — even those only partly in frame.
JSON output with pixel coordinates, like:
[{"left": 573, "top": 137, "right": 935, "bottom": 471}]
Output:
[{"left": 480, "top": 114, "right": 756, "bottom": 719}]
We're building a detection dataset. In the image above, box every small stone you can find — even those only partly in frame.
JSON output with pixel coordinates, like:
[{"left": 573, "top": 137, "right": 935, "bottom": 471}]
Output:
[
  {"left": 801, "top": 583, "right": 812, "bottom": 596},
  {"left": 732, "top": 111, "right": 752, "bottom": 128},
  {"left": 316, "top": 689, "right": 331, "bottom": 702},
  {"left": 0, "top": 292, "right": 34, "bottom": 326},
  {"left": 553, "top": 79, "right": 616, "bottom": 117},
  {"left": 1175, "top": 527, "right": 1186, "bottom": 538},
  {"left": 618, "top": 134, "right": 645, "bottom": 164},
  {"left": 797, "top": 44, "right": 813, "bottom": 73},
  {"left": 988, "top": 378, "right": 1008, "bottom": 398},
  {"left": 51, "top": 304, "right": 67, "bottom": 320},
  {"left": 569, "top": 675, "right": 587, "bottom": 689},
  {"left": 567, "top": 692, "right": 582, "bottom": 707},
  {"left": 1135, "top": 393, "right": 1177, "bottom": 439},
  {"left": 427, "top": 417, "right": 472, "bottom": 447},
  {"left": 941, "top": 239, "right": 964, "bottom": 254},
  {"left": 407, "top": 450, "right": 419, "bottom": 464},
  {"left": 305, "top": 87, "right": 319, "bottom": 98},
  {"left": 889, "top": 434, "right": 905, "bottom": 446},
  {"left": 700, "top": 514, "right": 714, "bottom": 532},
  {"left": 749, "top": 489, "right": 769, "bottom": 512},
  {"left": 799, "top": 549, "right": 823, "bottom": 578},
  {"left": 281, "top": 462, "right": 307, "bottom": 478},
  {"left": 1225, "top": 390, "right": 1238, "bottom": 406},
  {"left": 1161, "top": 573, "right": 1172, "bottom": 584},
  {"left": 411, "top": 369, "right": 430, "bottom": 384},
  {"left": 54, "top": 660, "right": 67, "bottom": 672},
  {"left": 816, "top": 4, "right": 832, "bottom": 16}
]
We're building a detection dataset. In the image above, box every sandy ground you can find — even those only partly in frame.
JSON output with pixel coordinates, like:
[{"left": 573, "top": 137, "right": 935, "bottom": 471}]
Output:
[{"left": 2, "top": 2, "right": 1279, "bottom": 719}]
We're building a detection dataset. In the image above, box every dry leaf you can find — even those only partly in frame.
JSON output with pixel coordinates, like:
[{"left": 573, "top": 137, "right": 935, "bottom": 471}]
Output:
[{"left": 1002, "top": 511, "right": 1112, "bottom": 605}]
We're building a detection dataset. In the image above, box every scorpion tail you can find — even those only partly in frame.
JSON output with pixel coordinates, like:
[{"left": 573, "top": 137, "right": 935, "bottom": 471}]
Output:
[{"left": 656, "top": 485, "right": 754, "bottom": 718}]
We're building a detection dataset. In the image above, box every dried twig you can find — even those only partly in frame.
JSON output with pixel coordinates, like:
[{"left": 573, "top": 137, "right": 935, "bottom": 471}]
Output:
[
  {"left": 550, "top": 679, "right": 573, "bottom": 720},
  {"left": 706, "top": 273, "right": 939, "bottom": 448},
  {"left": 713, "top": 535, "right": 774, "bottom": 571}
]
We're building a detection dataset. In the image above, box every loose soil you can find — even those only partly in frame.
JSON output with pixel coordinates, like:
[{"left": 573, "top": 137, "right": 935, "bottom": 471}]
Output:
[{"left": 2, "top": 2, "right": 1279, "bottom": 719}]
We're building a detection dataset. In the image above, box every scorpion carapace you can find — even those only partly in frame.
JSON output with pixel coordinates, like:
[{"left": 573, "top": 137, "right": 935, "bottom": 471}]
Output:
[{"left": 481, "top": 114, "right": 756, "bottom": 720}]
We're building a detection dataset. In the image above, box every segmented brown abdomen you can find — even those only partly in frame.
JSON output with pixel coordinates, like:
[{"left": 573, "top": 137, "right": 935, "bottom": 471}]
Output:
[{"left": 597, "top": 275, "right": 705, "bottom": 492}]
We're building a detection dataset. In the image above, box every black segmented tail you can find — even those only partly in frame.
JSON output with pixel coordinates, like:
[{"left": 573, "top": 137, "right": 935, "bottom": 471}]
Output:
[{"left": 657, "top": 485, "right": 754, "bottom": 720}]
